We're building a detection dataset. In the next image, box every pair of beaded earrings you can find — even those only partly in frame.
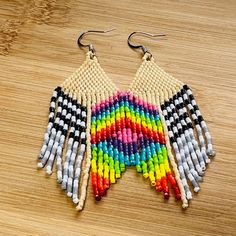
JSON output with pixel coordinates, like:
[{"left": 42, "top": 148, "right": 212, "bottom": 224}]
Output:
[{"left": 38, "top": 28, "right": 215, "bottom": 211}]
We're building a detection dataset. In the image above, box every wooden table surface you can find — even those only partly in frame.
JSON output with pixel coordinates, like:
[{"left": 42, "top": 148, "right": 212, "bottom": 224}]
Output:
[{"left": 0, "top": 1, "right": 236, "bottom": 235}]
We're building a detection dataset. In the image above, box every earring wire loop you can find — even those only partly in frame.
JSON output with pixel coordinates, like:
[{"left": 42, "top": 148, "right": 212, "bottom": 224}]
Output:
[
  {"left": 127, "top": 31, "right": 166, "bottom": 59},
  {"left": 77, "top": 28, "right": 116, "bottom": 57}
]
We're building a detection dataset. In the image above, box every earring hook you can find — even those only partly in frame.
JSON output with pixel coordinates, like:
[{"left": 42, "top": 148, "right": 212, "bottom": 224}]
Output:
[
  {"left": 127, "top": 31, "right": 166, "bottom": 59},
  {"left": 77, "top": 28, "right": 116, "bottom": 57}
]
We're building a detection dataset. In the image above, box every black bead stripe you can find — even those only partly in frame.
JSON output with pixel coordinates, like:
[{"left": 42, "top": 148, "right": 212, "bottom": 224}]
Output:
[
  {"left": 181, "top": 86, "right": 204, "bottom": 124},
  {"left": 175, "top": 91, "right": 194, "bottom": 130}
]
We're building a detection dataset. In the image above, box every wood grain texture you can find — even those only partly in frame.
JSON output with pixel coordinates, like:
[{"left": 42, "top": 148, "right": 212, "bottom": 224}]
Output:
[{"left": 0, "top": 0, "right": 236, "bottom": 235}]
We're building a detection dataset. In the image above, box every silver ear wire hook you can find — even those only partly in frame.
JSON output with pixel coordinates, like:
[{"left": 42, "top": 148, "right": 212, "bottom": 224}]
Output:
[
  {"left": 127, "top": 31, "right": 166, "bottom": 59},
  {"left": 77, "top": 28, "right": 116, "bottom": 58}
]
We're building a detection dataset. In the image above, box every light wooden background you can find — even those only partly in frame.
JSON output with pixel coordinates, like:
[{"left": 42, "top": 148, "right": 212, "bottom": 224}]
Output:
[{"left": 0, "top": 0, "right": 236, "bottom": 235}]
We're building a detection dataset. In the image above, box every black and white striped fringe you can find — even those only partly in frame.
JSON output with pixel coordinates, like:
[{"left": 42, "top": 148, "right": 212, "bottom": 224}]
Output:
[
  {"left": 38, "top": 86, "right": 87, "bottom": 205},
  {"left": 161, "top": 84, "right": 215, "bottom": 200}
]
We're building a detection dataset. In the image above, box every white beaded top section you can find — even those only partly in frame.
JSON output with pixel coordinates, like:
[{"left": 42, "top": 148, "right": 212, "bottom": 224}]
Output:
[
  {"left": 61, "top": 52, "right": 117, "bottom": 94},
  {"left": 130, "top": 54, "right": 183, "bottom": 93}
]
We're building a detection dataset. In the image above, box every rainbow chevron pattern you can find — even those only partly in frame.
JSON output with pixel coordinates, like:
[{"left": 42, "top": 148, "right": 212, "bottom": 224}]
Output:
[{"left": 91, "top": 91, "right": 181, "bottom": 201}]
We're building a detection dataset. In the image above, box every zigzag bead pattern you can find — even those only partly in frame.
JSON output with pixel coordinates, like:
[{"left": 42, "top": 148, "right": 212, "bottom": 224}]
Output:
[{"left": 90, "top": 91, "right": 181, "bottom": 201}]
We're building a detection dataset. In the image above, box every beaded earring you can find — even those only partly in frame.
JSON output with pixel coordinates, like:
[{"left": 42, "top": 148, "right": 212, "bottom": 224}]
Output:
[
  {"left": 37, "top": 29, "right": 119, "bottom": 210},
  {"left": 128, "top": 31, "right": 215, "bottom": 208}
]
